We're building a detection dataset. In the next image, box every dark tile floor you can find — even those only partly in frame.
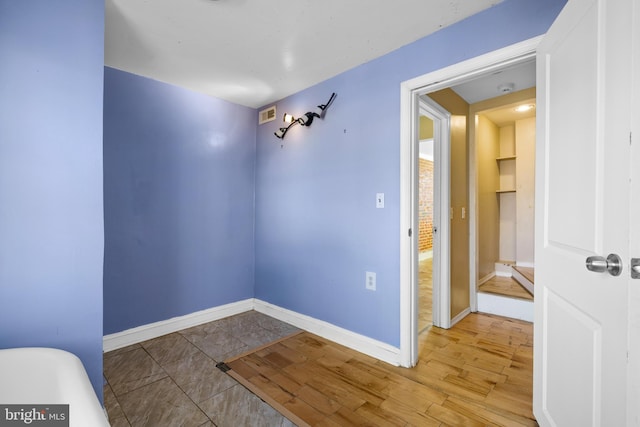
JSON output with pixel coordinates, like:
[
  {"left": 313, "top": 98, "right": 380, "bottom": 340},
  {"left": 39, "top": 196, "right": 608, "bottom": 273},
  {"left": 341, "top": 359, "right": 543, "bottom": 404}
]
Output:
[{"left": 103, "top": 311, "right": 301, "bottom": 426}]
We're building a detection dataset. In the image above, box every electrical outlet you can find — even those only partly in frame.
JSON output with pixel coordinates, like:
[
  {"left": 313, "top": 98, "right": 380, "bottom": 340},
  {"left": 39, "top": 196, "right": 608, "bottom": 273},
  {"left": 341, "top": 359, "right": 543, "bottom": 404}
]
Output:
[{"left": 365, "top": 271, "right": 376, "bottom": 291}]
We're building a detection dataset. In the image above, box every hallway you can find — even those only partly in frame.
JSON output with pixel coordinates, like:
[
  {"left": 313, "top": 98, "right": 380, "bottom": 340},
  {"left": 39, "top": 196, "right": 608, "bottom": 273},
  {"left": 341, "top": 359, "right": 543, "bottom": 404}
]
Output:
[{"left": 419, "top": 257, "right": 433, "bottom": 333}]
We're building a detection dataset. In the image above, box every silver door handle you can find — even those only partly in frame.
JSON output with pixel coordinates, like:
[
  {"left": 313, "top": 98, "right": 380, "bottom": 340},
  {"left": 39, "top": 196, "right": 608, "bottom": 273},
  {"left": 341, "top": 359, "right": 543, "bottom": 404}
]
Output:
[
  {"left": 586, "top": 254, "right": 622, "bottom": 276},
  {"left": 631, "top": 258, "right": 640, "bottom": 279}
]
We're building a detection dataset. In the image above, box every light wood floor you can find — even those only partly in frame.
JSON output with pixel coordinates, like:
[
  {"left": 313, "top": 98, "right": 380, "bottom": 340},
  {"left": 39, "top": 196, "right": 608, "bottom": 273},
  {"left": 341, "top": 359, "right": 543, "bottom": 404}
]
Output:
[
  {"left": 226, "top": 312, "right": 536, "bottom": 426},
  {"left": 478, "top": 276, "right": 533, "bottom": 301},
  {"left": 419, "top": 257, "right": 433, "bottom": 333}
]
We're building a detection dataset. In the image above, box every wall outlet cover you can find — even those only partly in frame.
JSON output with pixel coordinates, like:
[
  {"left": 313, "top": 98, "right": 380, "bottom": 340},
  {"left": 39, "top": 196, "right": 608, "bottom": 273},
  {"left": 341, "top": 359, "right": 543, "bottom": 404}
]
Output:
[{"left": 365, "top": 271, "right": 376, "bottom": 291}]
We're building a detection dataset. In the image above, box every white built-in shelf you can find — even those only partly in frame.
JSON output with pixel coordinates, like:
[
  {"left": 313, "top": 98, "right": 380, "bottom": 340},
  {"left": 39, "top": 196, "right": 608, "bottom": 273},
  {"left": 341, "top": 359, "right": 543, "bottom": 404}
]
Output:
[{"left": 497, "top": 155, "right": 516, "bottom": 193}]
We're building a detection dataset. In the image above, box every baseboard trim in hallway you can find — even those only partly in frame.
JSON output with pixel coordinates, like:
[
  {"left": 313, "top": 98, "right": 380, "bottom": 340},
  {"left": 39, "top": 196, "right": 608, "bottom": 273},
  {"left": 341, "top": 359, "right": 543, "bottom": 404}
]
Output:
[{"left": 451, "top": 307, "right": 471, "bottom": 327}]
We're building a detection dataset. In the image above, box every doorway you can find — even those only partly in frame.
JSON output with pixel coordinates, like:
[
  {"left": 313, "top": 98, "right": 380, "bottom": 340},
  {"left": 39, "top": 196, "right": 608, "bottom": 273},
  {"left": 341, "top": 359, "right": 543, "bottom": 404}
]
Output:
[
  {"left": 470, "top": 88, "right": 536, "bottom": 321},
  {"left": 417, "top": 114, "right": 434, "bottom": 335},
  {"left": 399, "top": 36, "right": 542, "bottom": 367}
]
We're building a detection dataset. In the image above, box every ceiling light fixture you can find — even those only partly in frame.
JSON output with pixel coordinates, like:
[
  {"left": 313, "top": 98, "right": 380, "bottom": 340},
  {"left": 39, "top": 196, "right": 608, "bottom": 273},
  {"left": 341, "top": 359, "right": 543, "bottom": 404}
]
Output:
[
  {"left": 283, "top": 113, "right": 297, "bottom": 123},
  {"left": 274, "top": 93, "right": 337, "bottom": 140},
  {"left": 515, "top": 104, "right": 535, "bottom": 112}
]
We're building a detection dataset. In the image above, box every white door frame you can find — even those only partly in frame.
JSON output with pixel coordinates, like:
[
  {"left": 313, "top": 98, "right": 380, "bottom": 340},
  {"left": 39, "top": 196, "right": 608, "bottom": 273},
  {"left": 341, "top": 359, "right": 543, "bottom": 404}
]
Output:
[
  {"left": 399, "top": 35, "right": 542, "bottom": 367},
  {"left": 419, "top": 98, "right": 451, "bottom": 332}
]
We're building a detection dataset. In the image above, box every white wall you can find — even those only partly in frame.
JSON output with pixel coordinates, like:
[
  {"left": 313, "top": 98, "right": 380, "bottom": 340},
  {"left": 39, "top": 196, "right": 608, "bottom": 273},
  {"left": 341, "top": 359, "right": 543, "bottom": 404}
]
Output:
[
  {"left": 499, "top": 125, "right": 516, "bottom": 261},
  {"left": 516, "top": 117, "right": 536, "bottom": 266}
]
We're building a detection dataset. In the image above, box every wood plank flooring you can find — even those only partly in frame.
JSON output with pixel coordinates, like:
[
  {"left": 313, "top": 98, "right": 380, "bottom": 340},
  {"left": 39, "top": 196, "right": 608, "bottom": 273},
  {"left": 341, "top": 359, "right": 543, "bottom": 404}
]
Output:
[
  {"left": 419, "top": 257, "right": 433, "bottom": 333},
  {"left": 225, "top": 313, "right": 536, "bottom": 426},
  {"left": 478, "top": 276, "right": 533, "bottom": 301}
]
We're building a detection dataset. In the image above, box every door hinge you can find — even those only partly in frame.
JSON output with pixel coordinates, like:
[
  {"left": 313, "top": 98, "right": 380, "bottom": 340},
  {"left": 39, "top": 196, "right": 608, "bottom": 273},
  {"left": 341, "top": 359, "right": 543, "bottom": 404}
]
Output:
[{"left": 408, "top": 228, "right": 412, "bottom": 237}]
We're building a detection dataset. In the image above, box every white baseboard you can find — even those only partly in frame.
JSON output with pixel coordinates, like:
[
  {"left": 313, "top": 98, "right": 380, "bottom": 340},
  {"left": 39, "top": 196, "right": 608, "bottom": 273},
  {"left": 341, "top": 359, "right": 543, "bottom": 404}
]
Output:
[
  {"left": 253, "top": 299, "right": 401, "bottom": 367},
  {"left": 511, "top": 269, "right": 534, "bottom": 295},
  {"left": 478, "top": 272, "right": 496, "bottom": 286},
  {"left": 495, "top": 271, "right": 512, "bottom": 278},
  {"left": 515, "top": 261, "right": 535, "bottom": 268},
  {"left": 103, "top": 299, "right": 254, "bottom": 352},
  {"left": 495, "top": 262, "right": 513, "bottom": 277},
  {"left": 477, "top": 292, "right": 533, "bottom": 322},
  {"left": 103, "top": 299, "right": 402, "bottom": 367},
  {"left": 419, "top": 250, "right": 433, "bottom": 261},
  {"left": 450, "top": 307, "right": 471, "bottom": 327}
]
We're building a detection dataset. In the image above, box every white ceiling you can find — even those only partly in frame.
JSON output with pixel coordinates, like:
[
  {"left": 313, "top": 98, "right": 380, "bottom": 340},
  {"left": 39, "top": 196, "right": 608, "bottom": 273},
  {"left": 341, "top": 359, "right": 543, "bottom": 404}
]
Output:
[
  {"left": 447, "top": 59, "right": 537, "bottom": 127},
  {"left": 105, "top": 0, "right": 502, "bottom": 108},
  {"left": 450, "top": 59, "right": 536, "bottom": 104},
  {"left": 459, "top": 59, "right": 537, "bottom": 127}
]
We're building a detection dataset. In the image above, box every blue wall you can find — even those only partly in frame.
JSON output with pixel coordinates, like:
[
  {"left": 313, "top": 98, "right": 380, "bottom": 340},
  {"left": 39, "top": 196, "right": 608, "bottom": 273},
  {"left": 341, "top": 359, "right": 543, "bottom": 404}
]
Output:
[
  {"left": 0, "top": 0, "right": 105, "bottom": 399},
  {"left": 254, "top": 0, "right": 566, "bottom": 347},
  {"left": 103, "top": 68, "right": 256, "bottom": 335},
  {"left": 0, "top": 0, "right": 565, "bottom": 405}
]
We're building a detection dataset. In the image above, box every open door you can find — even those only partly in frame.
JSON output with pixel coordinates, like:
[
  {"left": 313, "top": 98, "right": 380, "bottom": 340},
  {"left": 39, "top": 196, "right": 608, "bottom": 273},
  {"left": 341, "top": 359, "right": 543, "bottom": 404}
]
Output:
[{"left": 534, "top": 0, "right": 633, "bottom": 425}]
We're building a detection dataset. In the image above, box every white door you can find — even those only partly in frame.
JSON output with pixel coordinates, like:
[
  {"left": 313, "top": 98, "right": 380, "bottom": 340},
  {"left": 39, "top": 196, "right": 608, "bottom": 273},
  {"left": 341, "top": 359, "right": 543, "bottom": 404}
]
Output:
[
  {"left": 628, "top": 0, "right": 640, "bottom": 422},
  {"left": 534, "top": 0, "right": 633, "bottom": 425}
]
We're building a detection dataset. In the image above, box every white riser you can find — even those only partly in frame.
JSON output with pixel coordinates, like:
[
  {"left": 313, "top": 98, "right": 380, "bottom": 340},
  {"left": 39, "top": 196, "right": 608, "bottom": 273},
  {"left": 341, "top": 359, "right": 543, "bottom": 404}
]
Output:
[{"left": 477, "top": 292, "right": 533, "bottom": 322}]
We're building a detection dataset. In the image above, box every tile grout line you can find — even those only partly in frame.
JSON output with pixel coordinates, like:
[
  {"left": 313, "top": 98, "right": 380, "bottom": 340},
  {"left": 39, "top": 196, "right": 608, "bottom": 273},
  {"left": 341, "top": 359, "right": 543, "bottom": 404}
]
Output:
[
  {"left": 140, "top": 338, "right": 218, "bottom": 426},
  {"left": 105, "top": 312, "right": 306, "bottom": 426}
]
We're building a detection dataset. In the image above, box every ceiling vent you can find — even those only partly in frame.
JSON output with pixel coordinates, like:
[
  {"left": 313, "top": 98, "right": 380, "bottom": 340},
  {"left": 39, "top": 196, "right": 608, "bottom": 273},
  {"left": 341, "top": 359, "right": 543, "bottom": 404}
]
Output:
[{"left": 259, "top": 106, "right": 276, "bottom": 124}]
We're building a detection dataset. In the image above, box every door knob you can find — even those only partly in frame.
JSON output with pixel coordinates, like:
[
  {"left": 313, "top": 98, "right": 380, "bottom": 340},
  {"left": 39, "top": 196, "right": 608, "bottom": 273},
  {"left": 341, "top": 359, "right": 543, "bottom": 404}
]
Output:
[
  {"left": 585, "top": 253, "right": 623, "bottom": 276},
  {"left": 631, "top": 258, "right": 640, "bottom": 279}
]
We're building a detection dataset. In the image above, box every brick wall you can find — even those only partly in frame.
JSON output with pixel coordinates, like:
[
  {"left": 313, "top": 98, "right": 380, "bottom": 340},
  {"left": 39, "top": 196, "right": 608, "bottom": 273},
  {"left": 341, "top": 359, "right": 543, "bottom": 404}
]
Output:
[{"left": 419, "top": 158, "right": 434, "bottom": 252}]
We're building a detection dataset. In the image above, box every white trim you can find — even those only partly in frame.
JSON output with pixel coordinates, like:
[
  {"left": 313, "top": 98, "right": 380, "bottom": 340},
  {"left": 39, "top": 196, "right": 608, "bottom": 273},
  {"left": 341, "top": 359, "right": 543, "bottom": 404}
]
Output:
[
  {"left": 399, "top": 82, "right": 419, "bottom": 367},
  {"left": 515, "top": 261, "right": 535, "bottom": 268},
  {"left": 421, "top": 100, "right": 451, "bottom": 332},
  {"left": 511, "top": 269, "right": 534, "bottom": 295},
  {"left": 103, "top": 299, "right": 254, "bottom": 352},
  {"left": 399, "top": 35, "right": 543, "bottom": 369},
  {"left": 419, "top": 250, "right": 433, "bottom": 261},
  {"left": 478, "top": 272, "right": 496, "bottom": 286},
  {"left": 450, "top": 307, "right": 471, "bottom": 327},
  {"left": 419, "top": 138, "right": 434, "bottom": 161},
  {"left": 253, "top": 299, "right": 401, "bottom": 366},
  {"left": 401, "top": 36, "right": 543, "bottom": 93},
  {"left": 495, "top": 262, "right": 513, "bottom": 277},
  {"left": 400, "top": 89, "right": 451, "bottom": 367},
  {"left": 477, "top": 292, "right": 534, "bottom": 322},
  {"left": 103, "top": 299, "right": 402, "bottom": 366}
]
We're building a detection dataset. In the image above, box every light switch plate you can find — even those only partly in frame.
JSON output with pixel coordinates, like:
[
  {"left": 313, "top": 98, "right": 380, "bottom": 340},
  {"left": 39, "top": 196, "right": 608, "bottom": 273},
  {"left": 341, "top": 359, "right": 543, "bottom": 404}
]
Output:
[{"left": 376, "top": 193, "right": 384, "bottom": 208}]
